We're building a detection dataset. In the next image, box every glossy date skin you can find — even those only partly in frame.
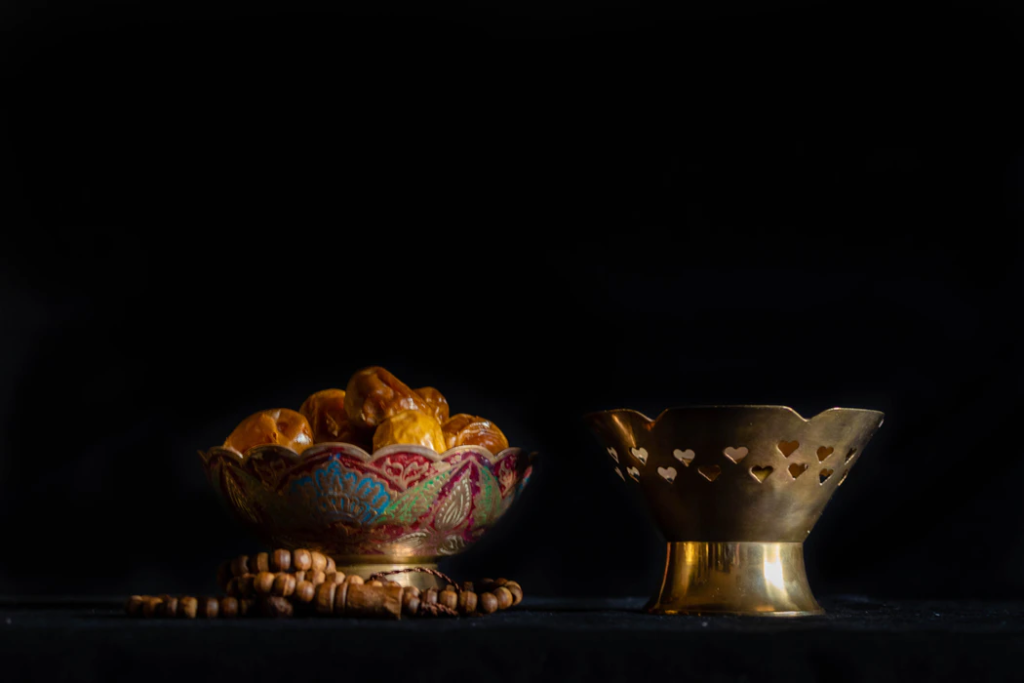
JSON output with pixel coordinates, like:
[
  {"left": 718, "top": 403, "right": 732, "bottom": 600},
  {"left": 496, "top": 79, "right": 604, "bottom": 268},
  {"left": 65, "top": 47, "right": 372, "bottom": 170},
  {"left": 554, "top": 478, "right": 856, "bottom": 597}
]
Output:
[
  {"left": 344, "top": 366, "right": 429, "bottom": 432},
  {"left": 372, "top": 408, "right": 447, "bottom": 453},
  {"left": 300, "top": 388, "right": 369, "bottom": 449},
  {"left": 414, "top": 387, "right": 450, "bottom": 423},
  {"left": 224, "top": 408, "right": 314, "bottom": 455},
  {"left": 226, "top": 367, "right": 508, "bottom": 456},
  {"left": 442, "top": 413, "right": 509, "bottom": 454}
]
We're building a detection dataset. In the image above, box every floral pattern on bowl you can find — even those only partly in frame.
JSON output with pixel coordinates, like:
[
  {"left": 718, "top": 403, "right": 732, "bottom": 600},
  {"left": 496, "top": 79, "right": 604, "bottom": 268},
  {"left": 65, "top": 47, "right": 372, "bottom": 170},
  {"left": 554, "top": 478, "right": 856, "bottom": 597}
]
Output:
[{"left": 199, "top": 443, "right": 533, "bottom": 559}]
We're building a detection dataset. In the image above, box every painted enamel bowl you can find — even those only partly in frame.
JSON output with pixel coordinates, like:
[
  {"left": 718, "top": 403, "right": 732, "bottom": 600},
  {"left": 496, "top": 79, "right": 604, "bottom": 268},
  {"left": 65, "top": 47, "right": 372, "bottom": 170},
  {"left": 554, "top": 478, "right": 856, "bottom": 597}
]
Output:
[{"left": 200, "top": 442, "right": 534, "bottom": 586}]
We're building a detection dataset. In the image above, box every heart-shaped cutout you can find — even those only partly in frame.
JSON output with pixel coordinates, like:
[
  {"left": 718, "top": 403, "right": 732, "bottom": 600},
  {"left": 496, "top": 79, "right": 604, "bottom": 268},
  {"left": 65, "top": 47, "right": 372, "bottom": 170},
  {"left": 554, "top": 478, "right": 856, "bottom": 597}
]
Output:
[
  {"left": 607, "top": 447, "right": 619, "bottom": 462},
  {"left": 816, "top": 446, "right": 834, "bottom": 462},
  {"left": 778, "top": 440, "right": 800, "bottom": 457},
  {"left": 723, "top": 446, "right": 748, "bottom": 464},
  {"left": 614, "top": 467, "right": 624, "bottom": 480},
  {"left": 657, "top": 466, "right": 677, "bottom": 483},
  {"left": 627, "top": 466, "right": 640, "bottom": 481},
  {"left": 845, "top": 447, "right": 858, "bottom": 463},
  {"left": 750, "top": 465, "right": 773, "bottom": 483},
  {"left": 673, "top": 449, "right": 696, "bottom": 466},
  {"left": 630, "top": 447, "right": 648, "bottom": 465},
  {"left": 697, "top": 464, "right": 721, "bottom": 482},
  {"left": 837, "top": 469, "right": 850, "bottom": 486},
  {"left": 819, "top": 468, "right": 834, "bottom": 484},
  {"left": 788, "top": 462, "right": 808, "bottom": 479}
]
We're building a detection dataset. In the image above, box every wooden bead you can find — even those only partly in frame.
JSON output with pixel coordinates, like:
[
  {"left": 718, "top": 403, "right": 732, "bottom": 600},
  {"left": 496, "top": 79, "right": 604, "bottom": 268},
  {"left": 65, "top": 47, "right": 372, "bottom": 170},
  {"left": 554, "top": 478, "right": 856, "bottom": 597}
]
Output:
[
  {"left": 152, "top": 594, "right": 174, "bottom": 618},
  {"left": 439, "top": 590, "right": 458, "bottom": 611},
  {"left": 461, "top": 581, "right": 475, "bottom": 594},
  {"left": 345, "top": 584, "right": 403, "bottom": 620},
  {"left": 126, "top": 595, "right": 144, "bottom": 617},
  {"left": 445, "top": 584, "right": 457, "bottom": 593},
  {"left": 458, "top": 590, "right": 477, "bottom": 615},
  {"left": 238, "top": 599, "right": 254, "bottom": 617},
  {"left": 478, "top": 578, "right": 496, "bottom": 593},
  {"left": 384, "top": 579, "right": 400, "bottom": 588},
  {"left": 239, "top": 574, "right": 256, "bottom": 597},
  {"left": 310, "top": 551, "right": 328, "bottom": 573},
  {"left": 198, "top": 597, "right": 219, "bottom": 618},
  {"left": 293, "top": 570, "right": 306, "bottom": 583},
  {"left": 346, "top": 575, "right": 364, "bottom": 586},
  {"left": 270, "top": 549, "right": 291, "bottom": 572},
  {"left": 325, "top": 572, "right": 345, "bottom": 585},
  {"left": 403, "top": 586, "right": 421, "bottom": 600},
  {"left": 310, "top": 570, "right": 326, "bottom": 586},
  {"left": 494, "top": 578, "right": 509, "bottom": 588},
  {"left": 505, "top": 581, "right": 523, "bottom": 605},
  {"left": 479, "top": 592, "right": 498, "bottom": 614},
  {"left": 254, "top": 571, "right": 276, "bottom": 595},
  {"left": 333, "top": 582, "right": 349, "bottom": 616},
  {"left": 178, "top": 597, "right": 198, "bottom": 619},
  {"left": 366, "top": 579, "right": 384, "bottom": 587},
  {"left": 159, "top": 597, "right": 179, "bottom": 618},
  {"left": 295, "top": 581, "right": 316, "bottom": 603},
  {"left": 293, "top": 548, "right": 312, "bottom": 571},
  {"left": 216, "top": 561, "right": 232, "bottom": 590},
  {"left": 315, "top": 582, "right": 337, "bottom": 615},
  {"left": 230, "top": 555, "right": 250, "bottom": 577},
  {"left": 273, "top": 573, "right": 297, "bottom": 597},
  {"left": 325, "top": 556, "right": 336, "bottom": 573},
  {"left": 142, "top": 597, "right": 163, "bottom": 618},
  {"left": 261, "top": 596, "right": 294, "bottom": 618},
  {"left": 494, "top": 587, "right": 513, "bottom": 610},
  {"left": 219, "top": 597, "right": 239, "bottom": 618},
  {"left": 423, "top": 589, "right": 438, "bottom": 605},
  {"left": 253, "top": 552, "right": 271, "bottom": 573}
]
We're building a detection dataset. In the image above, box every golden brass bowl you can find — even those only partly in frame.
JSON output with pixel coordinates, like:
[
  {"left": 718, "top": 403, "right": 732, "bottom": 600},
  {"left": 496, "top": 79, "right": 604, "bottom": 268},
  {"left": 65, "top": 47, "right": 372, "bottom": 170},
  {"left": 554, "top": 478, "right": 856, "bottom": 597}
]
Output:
[
  {"left": 585, "top": 405, "right": 883, "bottom": 616},
  {"left": 200, "top": 442, "right": 534, "bottom": 589}
]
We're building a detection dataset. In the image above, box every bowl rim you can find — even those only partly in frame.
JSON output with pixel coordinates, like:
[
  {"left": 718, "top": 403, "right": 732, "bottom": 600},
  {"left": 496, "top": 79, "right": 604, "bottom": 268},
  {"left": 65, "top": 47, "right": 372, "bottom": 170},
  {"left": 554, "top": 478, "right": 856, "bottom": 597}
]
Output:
[
  {"left": 199, "top": 441, "right": 526, "bottom": 466},
  {"left": 583, "top": 405, "right": 885, "bottom": 426}
]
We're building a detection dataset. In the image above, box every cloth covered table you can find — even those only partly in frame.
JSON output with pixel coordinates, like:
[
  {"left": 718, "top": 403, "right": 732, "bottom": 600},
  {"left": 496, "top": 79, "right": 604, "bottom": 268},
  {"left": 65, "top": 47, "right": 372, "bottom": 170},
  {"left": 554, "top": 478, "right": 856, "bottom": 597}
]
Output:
[{"left": 2, "top": 597, "right": 1021, "bottom": 682}]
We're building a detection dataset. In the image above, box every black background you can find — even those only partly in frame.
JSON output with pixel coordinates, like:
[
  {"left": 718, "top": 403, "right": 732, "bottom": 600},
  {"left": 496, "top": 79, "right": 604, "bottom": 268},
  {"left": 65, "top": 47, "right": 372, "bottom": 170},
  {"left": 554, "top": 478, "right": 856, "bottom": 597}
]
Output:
[{"left": 1, "top": 0, "right": 1022, "bottom": 602}]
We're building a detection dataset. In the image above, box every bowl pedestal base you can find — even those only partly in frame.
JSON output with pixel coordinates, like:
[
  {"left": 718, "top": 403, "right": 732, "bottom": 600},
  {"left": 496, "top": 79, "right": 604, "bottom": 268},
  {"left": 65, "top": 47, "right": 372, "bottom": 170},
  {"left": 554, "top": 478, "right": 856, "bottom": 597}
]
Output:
[
  {"left": 646, "top": 542, "right": 824, "bottom": 617},
  {"left": 334, "top": 560, "right": 445, "bottom": 591}
]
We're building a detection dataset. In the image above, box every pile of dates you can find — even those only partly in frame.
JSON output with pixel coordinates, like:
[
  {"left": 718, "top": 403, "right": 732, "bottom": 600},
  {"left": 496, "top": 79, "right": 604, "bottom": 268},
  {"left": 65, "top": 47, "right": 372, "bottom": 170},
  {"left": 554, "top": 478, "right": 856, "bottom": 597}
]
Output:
[{"left": 223, "top": 366, "right": 508, "bottom": 456}]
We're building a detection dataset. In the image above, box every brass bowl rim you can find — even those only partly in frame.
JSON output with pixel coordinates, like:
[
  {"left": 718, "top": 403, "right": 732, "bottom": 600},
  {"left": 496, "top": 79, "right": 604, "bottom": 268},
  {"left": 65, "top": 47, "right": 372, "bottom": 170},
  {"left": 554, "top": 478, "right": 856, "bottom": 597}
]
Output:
[
  {"left": 583, "top": 405, "right": 885, "bottom": 425},
  {"left": 199, "top": 441, "right": 530, "bottom": 466}
]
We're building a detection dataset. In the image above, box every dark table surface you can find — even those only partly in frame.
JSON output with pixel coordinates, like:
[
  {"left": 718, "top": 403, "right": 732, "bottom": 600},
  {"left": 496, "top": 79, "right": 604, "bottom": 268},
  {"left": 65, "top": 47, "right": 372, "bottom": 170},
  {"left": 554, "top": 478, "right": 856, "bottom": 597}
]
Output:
[{"left": 2, "top": 596, "right": 1022, "bottom": 682}]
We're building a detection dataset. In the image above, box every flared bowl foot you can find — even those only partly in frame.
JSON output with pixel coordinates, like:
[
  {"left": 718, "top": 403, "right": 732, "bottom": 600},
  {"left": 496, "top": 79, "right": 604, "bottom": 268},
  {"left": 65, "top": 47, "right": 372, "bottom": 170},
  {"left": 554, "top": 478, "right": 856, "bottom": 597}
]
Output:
[{"left": 646, "top": 542, "right": 824, "bottom": 617}]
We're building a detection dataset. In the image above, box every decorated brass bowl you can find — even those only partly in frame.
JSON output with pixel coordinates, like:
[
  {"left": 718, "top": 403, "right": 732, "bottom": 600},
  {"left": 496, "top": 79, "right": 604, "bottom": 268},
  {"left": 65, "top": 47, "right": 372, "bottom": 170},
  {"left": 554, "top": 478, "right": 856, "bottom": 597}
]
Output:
[
  {"left": 200, "top": 442, "right": 533, "bottom": 588},
  {"left": 585, "top": 405, "right": 883, "bottom": 616}
]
